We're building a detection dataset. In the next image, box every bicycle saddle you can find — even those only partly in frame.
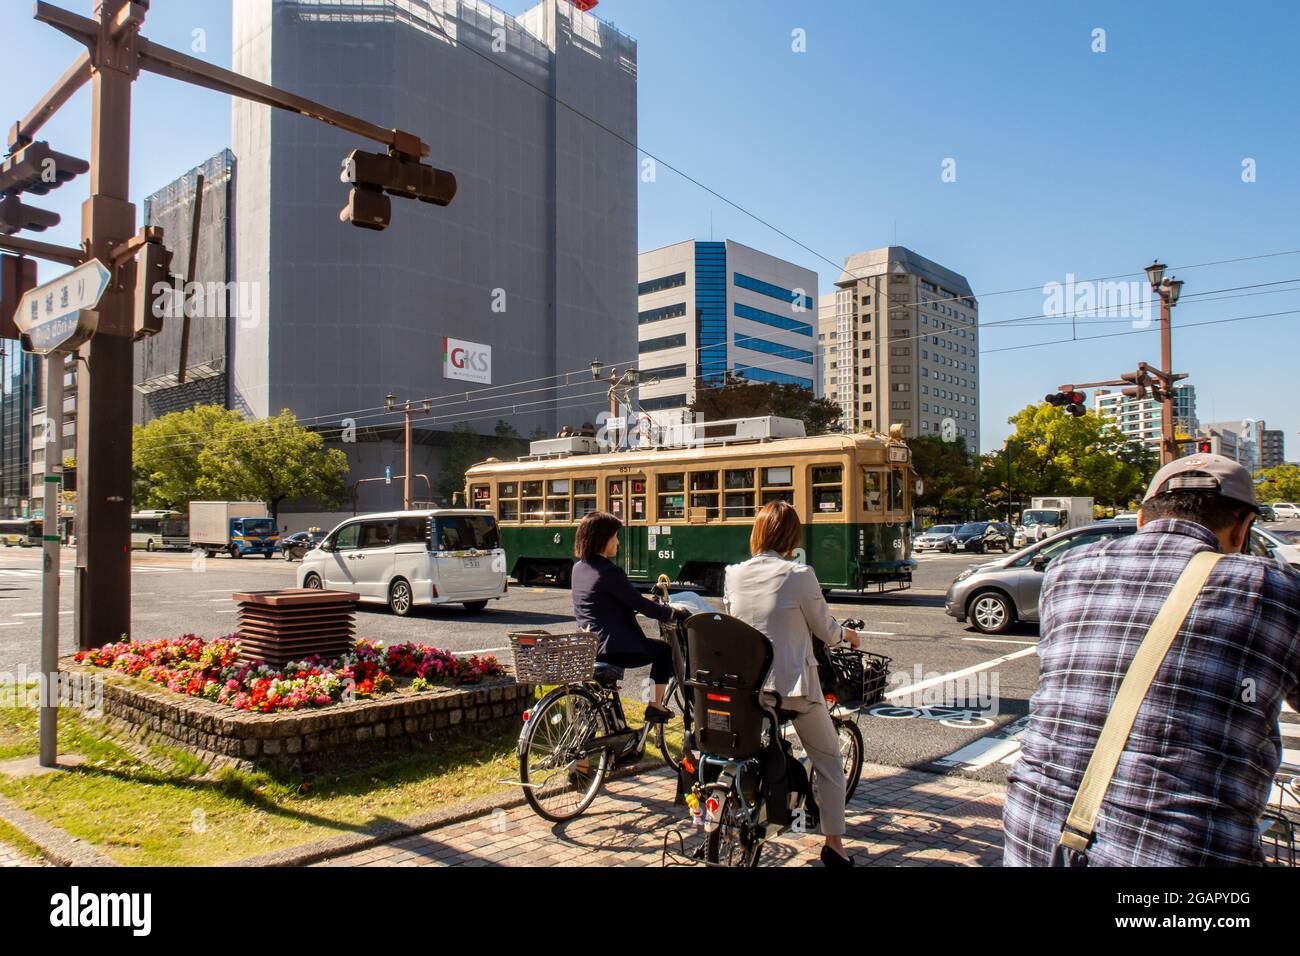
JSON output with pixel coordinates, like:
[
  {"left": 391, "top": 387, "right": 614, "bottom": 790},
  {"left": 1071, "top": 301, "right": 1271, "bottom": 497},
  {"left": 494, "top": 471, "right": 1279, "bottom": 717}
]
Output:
[{"left": 593, "top": 662, "right": 625, "bottom": 687}]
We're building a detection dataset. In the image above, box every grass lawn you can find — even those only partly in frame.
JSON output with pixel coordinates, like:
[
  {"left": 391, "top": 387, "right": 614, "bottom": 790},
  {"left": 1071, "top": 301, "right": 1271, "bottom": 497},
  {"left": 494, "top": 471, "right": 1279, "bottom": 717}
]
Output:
[{"left": 0, "top": 695, "right": 681, "bottom": 866}]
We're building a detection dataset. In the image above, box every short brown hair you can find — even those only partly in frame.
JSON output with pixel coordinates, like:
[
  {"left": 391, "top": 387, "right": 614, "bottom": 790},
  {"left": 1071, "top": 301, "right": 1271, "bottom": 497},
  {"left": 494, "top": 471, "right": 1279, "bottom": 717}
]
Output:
[
  {"left": 750, "top": 500, "right": 803, "bottom": 557},
  {"left": 575, "top": 511, "right": 622, "bottom": 561}
]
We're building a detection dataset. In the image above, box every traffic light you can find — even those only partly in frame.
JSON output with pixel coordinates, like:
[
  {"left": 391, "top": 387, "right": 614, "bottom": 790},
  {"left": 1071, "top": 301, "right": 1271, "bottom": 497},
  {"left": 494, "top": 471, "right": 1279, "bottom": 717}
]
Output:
[
  {"left": 1119, "top": 369, "right": 1149, "bottom": 400},
  {"left": 339, "top": 149, "right": 457, "bottom": 231},
  {"left": 0, "top": 254, "right": 37, "bottom": 339},
  {"left": 0, "top": 141, "right": 88, "bottom": 236},
  {"left": 1045, "top": 390, "right": 1087, "bottom": 416},
  {"left": 1197, "top": 440, "right": 1213, "bottom": 454},
  {"left": 132, "top": 239, "right": 172, "bottom": 340}
]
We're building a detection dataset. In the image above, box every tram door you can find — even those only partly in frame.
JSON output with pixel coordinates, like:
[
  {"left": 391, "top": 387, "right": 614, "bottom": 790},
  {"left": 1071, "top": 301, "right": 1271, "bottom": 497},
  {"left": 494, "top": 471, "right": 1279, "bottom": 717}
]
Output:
[{"left": 606, "top": 476, "right": 649, "bottom": 578}]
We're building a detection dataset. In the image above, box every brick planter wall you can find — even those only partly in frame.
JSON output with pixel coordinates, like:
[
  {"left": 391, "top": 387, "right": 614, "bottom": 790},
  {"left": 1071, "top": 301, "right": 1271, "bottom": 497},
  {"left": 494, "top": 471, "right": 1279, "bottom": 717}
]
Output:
[{"left": 62, "top": 658, "right": 533, "bottom": 773}]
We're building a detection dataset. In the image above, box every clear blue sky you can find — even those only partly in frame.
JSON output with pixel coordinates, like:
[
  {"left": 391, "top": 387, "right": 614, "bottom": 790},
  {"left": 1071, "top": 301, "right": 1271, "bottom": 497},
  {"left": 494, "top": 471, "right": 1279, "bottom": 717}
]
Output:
[{"left": 5, "top": 1, "right": 1299, "bottom": 455}]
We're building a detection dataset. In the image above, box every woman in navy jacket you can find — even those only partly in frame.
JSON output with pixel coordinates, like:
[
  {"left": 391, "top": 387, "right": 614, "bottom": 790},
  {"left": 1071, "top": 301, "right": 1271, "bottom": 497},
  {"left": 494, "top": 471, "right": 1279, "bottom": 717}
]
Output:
[{"left": 570, "top": 511, "right": 677, "bottom": 722}]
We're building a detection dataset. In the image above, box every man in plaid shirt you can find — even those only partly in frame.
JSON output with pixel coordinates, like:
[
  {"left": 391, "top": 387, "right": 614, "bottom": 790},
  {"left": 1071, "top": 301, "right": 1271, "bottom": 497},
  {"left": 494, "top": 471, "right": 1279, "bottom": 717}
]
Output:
[{"left": 1004, "top": 454, "right": 1300, "bottom": 865}]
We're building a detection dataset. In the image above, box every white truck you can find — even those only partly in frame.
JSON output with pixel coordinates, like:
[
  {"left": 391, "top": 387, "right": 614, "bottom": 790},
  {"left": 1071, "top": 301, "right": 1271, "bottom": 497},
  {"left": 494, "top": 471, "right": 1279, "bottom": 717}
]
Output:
[
  {"left": 189, "top": 501, "right": 280, "bottom": 558},
  {"left": 1021, "top": 496, "right": 1095, "bottom": 543}
]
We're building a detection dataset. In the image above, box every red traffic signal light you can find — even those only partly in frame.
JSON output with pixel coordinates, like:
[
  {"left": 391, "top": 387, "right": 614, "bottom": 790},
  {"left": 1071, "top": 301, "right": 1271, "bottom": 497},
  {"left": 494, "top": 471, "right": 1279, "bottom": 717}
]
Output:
[
  {"left": 1197, "top": 440, "right": 1213, "bottom": 454},
  {"left": 1046, "top": 390, "right": 1087, "bottom": 415}
]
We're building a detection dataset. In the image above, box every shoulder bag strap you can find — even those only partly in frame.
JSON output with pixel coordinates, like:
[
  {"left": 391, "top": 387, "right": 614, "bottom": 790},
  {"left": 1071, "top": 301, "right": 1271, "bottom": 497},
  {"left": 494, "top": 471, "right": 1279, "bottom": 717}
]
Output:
[{"left": 1058, "top": 550, "right": 1224, "bottom": 853}]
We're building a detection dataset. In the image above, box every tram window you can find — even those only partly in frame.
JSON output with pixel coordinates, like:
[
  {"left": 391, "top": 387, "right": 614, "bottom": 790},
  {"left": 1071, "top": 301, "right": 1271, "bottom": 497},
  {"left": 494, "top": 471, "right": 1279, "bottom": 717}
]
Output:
[
  {"left": 690, "top": 471, "right": 719, "bottom": 519},
  {"left": 723, "top": 469, "right": 756, "bottom": 519},
  {"left": 811, "top": 465, "right": 843, "bottom": 513},
  {"left": 888, "top": 468, "right": 906, "bottom": 512},
  {"left": 657, "top": 474, "right": 686, "bottom": 520},
  {"left": 471, "top": 485, "right": 492, "bottom": 510},
  {"left": 608, "top": 479, "right": 624, "bottom": 519},
  {"left": 546, "top": 479, "right": 571, "bottom": 521},
  {"left": 522, "top": 481, "right": 544, "bottom": 522},
  {"left": 862, "top": 470, "right": 884, "bottom": 512},
  {"left": 761, "top": 466, "right": 795, "bottom": 507},
  {"left": 573, "top": 478, "right": 597, "bottom": 518},
  {"left": 630, "top": 478, "right": 647, "bottom": 521},
  {"left": 498, "top": 483, "right": 519, "bottom": 522}
]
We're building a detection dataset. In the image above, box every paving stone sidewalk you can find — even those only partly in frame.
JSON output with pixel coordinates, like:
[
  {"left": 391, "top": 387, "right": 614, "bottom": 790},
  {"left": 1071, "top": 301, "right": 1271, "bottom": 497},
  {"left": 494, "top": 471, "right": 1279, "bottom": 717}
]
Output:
[
  {"left": 315, "top": 762, "right": 1006, "bottom": 867},
  {"left": 0, "top": 840, "right": 44, "bottom": 867}
]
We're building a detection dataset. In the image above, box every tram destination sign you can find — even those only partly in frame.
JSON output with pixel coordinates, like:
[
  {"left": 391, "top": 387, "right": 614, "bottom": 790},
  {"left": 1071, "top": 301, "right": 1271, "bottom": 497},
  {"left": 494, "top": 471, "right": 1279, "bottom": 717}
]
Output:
[{"left": 12, "top": 259, "right": 111, "bottom": 355}]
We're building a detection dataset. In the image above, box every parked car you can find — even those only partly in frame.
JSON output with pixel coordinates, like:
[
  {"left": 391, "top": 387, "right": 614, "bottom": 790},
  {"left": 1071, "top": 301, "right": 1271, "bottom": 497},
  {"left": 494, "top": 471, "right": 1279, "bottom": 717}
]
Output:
[
  {"left": 1270, "top": 503, "right": 1300, "bottom": 520},
  {"left": 949, "top": 521, "right": 1010, "bottom": 554},
  {"left": 280, "top": 529, "right": 327, "bottom": 561},
  {"left": 297, "top": 510, "right": 507, "bottom": 615},
  {"left": 946, "top": 520, "right": 1298, "bottom": 634},
  {"left": 1112, "top": 511, "right": 1139, "bottom": 521},
  {"left": 1257, "top": 504, "right": 1277, "bottom": 522},
  {"left": 915, "top": 524, "right": 958, "bottom": 552}
]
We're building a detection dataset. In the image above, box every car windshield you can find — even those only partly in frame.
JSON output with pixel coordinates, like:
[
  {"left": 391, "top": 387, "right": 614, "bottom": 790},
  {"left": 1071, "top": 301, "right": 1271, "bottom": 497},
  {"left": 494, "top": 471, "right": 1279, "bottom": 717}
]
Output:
[
  {"left": 1022, "top": 510, "right": 1060, "bottom": 527},
  {"left": 957, "top": 523, "right": 985, "bottom": 534},
  {"left": 928, "top": 525, "right": 955, "bottom": 535},
  {"left": 243, "top": 518, "right": 275, "bottom": 534}
]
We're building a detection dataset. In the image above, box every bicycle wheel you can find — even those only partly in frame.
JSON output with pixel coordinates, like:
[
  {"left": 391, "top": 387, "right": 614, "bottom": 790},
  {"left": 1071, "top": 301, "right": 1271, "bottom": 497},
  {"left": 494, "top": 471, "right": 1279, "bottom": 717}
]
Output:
[
  {"left": 519, "top": 686, "right": 611, "bottom": 822},
  {"left": 703, "top": 789, "right": 761, "bottom": 867},
  {"left": 835, "top": 717, "right": 864, "bottom": 802},
  {"left": 654, "top": 676, "right": 687, "bottom": 772}
]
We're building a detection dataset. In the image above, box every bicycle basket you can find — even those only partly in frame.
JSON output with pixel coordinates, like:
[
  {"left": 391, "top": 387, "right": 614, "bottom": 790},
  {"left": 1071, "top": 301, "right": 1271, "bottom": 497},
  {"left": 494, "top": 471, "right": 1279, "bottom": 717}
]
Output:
[
  {"left": 509, "top": 630, "right": 598, "bottom": 684},
  {"left": 824, "top": 647, "right": 892, "bottom": 707}
]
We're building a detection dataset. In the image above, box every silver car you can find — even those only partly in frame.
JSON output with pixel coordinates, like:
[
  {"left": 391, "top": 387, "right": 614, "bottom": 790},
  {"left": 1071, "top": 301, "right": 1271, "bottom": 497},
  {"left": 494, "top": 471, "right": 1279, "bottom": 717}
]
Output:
[
  {"left": 945, "top": 521, "right": 1137, "bottom": 634},
  {"left": 945, "top": 520, "right": 1300, "bottom": 634},
  {"left": 915, "top": 524, "right": 957, "bottom": 552}
]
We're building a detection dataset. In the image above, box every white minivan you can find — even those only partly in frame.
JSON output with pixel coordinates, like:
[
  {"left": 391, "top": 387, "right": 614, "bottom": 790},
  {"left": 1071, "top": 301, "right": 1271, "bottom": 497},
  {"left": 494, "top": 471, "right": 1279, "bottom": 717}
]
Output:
[{"left": 297, "top": 510, "right": 507, "bottom": 615}]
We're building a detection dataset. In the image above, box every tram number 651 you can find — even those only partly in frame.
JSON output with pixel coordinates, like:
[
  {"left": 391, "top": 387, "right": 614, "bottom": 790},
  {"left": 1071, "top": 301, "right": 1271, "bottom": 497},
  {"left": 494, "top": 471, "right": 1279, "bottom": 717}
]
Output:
[{"left": 657, "top": 550, "right": 675, "bottom": 560}]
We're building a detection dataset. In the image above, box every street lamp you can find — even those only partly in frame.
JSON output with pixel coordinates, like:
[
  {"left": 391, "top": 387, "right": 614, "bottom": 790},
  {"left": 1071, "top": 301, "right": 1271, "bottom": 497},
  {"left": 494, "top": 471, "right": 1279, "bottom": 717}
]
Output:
[
  {"left": 1144, "top": 260, "right": 1167, "bottom": 291},
  {"left": 385, "top": 392, "right": 396, "bottom": 412}
]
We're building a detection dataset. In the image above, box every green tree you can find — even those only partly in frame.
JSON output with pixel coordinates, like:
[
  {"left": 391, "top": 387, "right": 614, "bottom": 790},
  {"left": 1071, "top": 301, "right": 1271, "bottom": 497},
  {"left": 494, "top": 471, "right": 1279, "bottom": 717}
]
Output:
[
  {"left": 195, "top": 409, "right": 349, "bottom": 522},
  {"left": 1255, "top": 463, "right": 1300, "bottom": 502},
  {"left": 132, "top": 405, "right": 245, "bottom": 510},
  {"left": 984, "top": 403, "right": 1157, "bottom": 511},
  {"left": 688, "top": 372, "right": 842, "bottom": 435},
  {"left": 907, "top": 435, "right": 981, "bottom": 517}
]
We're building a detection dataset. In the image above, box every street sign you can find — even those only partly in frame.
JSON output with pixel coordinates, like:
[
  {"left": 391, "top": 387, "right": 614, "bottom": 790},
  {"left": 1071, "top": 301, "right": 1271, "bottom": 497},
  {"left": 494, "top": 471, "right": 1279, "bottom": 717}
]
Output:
[{"left": 13, "top": 258, "right": 111, "bottom": 355}]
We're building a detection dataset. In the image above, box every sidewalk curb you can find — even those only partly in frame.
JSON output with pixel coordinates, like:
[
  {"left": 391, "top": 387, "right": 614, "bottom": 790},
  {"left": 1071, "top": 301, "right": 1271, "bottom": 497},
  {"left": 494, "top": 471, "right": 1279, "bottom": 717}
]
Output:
[
  {"left": 227, "top": 755, "right": 669, "bottom": 868},
  {"left": 0, "top": 793, "right": 120, "bottom": 867}
]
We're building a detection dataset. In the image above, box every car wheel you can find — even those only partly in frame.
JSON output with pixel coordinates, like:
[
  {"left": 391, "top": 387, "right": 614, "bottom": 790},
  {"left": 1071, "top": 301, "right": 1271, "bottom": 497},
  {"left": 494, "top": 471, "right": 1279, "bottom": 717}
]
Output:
[
  {"left": 302, "top": 573, "right": 322, "bottom": 589},
  {"left": 463, "top": 600, "right": 489, "bottom": 613},
  {"left": 969, "top": 591, "right": 1014, "bottom": 634},
  {"left": 388, "top": 578, "right": 414, "bottom": 616},
  {"left": 146, "top": 539, "right": 156, "bottom": 553},
  {"left": 229, "top": 545, "right": 242, "bottom": 559},
  {"left": 283, "top": 550, "right": 293, "bottom": 561}
]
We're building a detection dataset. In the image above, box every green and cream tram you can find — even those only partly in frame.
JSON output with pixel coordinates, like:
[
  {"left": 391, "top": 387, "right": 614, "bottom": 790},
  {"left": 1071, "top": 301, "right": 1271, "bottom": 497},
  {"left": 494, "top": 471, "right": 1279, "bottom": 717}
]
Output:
[{"left": 464, "top": 428, "right": 915, "bottom": 593}]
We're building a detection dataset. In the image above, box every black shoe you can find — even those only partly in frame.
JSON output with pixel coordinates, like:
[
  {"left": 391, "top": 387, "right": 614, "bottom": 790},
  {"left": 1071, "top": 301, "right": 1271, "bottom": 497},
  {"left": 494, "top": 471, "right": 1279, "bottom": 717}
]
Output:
[
  {"left": 644, "top": 703, "right": 672, "bottom": 724},
  {"left": 820, "top": 846, "right": 855, "bottom": 868}
]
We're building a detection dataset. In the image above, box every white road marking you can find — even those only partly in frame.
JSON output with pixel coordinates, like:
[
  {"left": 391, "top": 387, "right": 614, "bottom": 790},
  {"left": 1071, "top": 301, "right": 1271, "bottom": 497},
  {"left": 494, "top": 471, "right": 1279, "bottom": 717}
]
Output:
[
  {"left": 457, "top": 647, "right": 508, "bottom": 656},
  {"left": 884, "top": 645, "right": 1039, "bottom": 703},
  {"left": 13, "top": 611, "right": 70, "bottom": 617},
  {"left": 934, "top": 715, "right": 1032, "bottom": 771},
  {"left": 961, "top": 637, "right": 1039, "bottom": 646},
  {"left": 1279, "top": 722, "right": 1300, "bottom": 739},
  {"left": 0, "top": 622, "right": 24, "bottom": 627},
  {"left": 857, "top": 630, "right": 896, "bottom": 637}
]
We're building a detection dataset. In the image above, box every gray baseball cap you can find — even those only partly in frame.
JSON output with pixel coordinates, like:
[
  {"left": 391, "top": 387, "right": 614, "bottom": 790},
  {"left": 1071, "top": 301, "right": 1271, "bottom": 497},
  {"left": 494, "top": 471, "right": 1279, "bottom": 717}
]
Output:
[{"left": 1142, "top": 453, "right": 1259, "bottom": 512}]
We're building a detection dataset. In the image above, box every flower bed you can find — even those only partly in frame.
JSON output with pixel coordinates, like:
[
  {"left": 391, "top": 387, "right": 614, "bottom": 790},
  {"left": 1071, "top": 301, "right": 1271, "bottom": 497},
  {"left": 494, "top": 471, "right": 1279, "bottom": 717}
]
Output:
[{"left": 75, "top": 636, "right": 505, "bottom": 714}]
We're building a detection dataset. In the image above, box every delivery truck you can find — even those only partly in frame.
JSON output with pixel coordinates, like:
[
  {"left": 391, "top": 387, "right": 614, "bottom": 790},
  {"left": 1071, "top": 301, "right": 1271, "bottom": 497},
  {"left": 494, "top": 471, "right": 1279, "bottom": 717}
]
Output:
[
  {"left": 1021, "top": 496, "right": 1094, "bottom": 543},
  {"left": 189, "top": 501, "right": 280, "bottom": 558}
]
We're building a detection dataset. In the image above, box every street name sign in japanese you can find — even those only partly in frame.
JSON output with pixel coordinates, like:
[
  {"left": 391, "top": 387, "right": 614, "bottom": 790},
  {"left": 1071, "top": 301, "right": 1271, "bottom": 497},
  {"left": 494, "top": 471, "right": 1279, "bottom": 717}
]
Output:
[{"left": 13, "top": 258, "right": 111, "bottom": 355}]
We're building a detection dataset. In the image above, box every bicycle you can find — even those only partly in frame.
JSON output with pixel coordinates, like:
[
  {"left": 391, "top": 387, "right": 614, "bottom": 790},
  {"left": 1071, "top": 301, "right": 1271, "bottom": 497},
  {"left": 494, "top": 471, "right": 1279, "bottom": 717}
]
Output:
[
  {"left": 514, "top": 578, "right": 692, "bottom": 822},
  {"left": 670, "top": 614, "right": 886, "bottom": 867}
]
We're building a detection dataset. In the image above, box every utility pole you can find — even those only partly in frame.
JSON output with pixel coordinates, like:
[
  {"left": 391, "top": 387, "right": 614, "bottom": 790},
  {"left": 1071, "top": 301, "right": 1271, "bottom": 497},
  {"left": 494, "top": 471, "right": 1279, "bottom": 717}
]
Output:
[
  {"left": 4, "top": 0, "right": 455, "bottom": 652},
  {"left": 385, "top": 393, "right": 431, "bottom": 509},
  {"left": 1143, "top": 261, "right": 1184, "bottom": 465}
]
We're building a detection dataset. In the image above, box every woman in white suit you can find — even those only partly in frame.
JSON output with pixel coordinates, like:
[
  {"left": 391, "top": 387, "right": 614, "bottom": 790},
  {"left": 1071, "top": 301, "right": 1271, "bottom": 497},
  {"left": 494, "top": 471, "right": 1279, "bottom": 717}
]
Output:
[{"left": 723, "top": 499, "right": 862, "bottom": 867}]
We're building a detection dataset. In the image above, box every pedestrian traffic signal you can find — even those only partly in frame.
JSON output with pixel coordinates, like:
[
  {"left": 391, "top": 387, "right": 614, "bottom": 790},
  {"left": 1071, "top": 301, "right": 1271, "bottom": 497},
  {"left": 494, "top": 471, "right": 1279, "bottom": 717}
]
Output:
[
  {"left": 1197, "top": 440, "right": 1213, "bottom": 454},
  {"left": 1045, "top": 390, "right": 1087, "bottom": 416},
  {"left": 339, "top": 149, "right": 457, "bottom": 231},
  {"left": 132, "top": 239, "right": 172, "bottom": 340}
]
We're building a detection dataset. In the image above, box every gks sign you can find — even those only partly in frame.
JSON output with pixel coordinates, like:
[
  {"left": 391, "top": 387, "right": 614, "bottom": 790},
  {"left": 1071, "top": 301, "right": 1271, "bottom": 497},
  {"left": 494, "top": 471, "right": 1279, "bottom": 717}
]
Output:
[{"left": 443, "top": 336, "right": 491, "bottom": 384}]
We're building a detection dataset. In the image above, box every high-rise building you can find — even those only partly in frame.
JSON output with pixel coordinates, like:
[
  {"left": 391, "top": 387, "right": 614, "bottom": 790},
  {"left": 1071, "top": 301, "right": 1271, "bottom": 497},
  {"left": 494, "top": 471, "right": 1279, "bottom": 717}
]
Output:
[
  {"left": 133, "top": 150, "right": 236, "bottom": 424},
  {"left": 636, "top": 240, "right": 819, "bottom": 413},
  {"left": 0, "top": 341, "right": 40, "bottom": 518},
  {"left": 231, "top": 0, "right": 637, "bottom": 510},
  {"left": 1201, "top": 419, "right": 1262, "bottom": 470},
  {"left": 1093, "top": 383, "right": 1197, "bottom": 452},
  {"left": 1261, "top": 427, "right": 1285, "bottom": 470},
  {"left": 824, "top": 247, "right": 978, "bottom": 448}
]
